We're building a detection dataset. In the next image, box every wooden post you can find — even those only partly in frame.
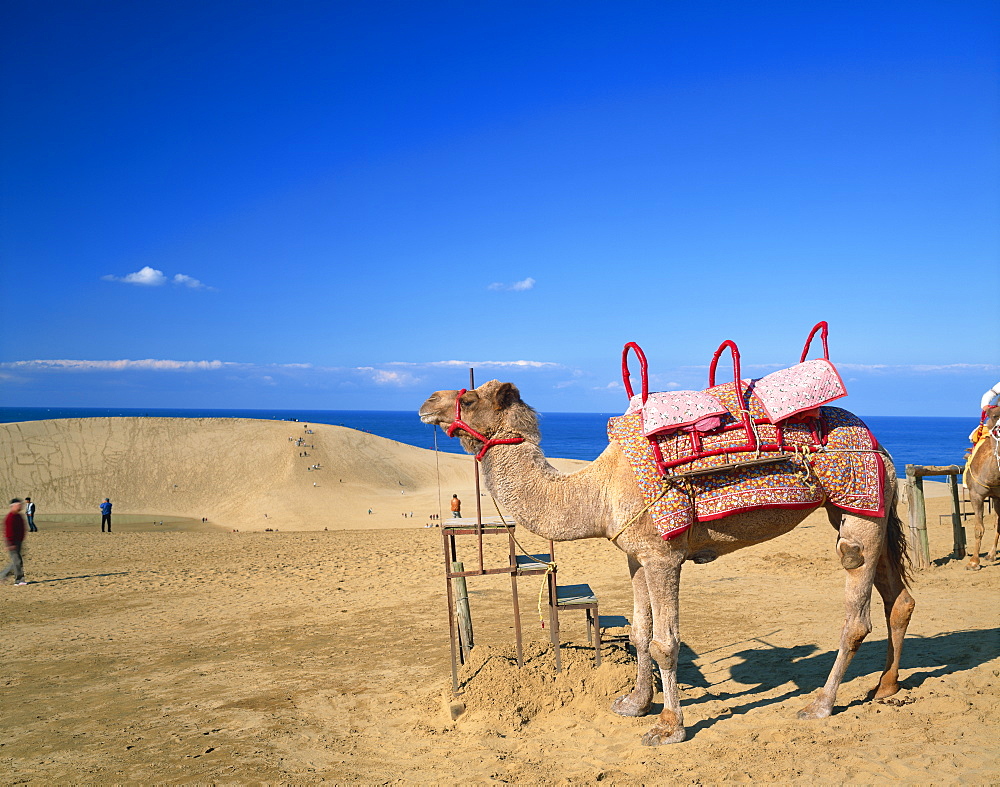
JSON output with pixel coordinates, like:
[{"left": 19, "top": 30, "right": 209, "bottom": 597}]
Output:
[
  {"left": 947, "top": 474, "right": 966, "bottom": 560},
  {"left": 904, "top": 465, "right": 930, "bottom": 569},
  {"left": 452, "top": 561, "right": 474, "bottom": 657}
]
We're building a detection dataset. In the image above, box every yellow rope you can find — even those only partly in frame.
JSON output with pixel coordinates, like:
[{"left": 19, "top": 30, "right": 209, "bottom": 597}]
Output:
[
  {"left": 736, "top": 408, "right": 763, "bottom": 457},
  {"left": 490, "top": 496, "right": 556, "bottom": 625},
  {"left": 609, "top": 479, "right": 673, "bottom": 544}
]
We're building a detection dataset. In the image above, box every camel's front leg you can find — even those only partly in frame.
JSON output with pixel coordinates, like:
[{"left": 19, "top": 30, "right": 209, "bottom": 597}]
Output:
[
  {"left": 639, "top": 551, "right": 686, "bottom": 745},
  {"left": 799, "top": 515, "right": 878, "bottom": 719},
  {"left": 612, "top": 555, "right": 655, "bottom": 718}
]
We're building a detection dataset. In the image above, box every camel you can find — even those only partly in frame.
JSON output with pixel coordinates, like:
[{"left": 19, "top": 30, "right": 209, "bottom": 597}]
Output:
[
  {"left": 419, "top": 380, "right": 915, "bottom": 745},
  {"left": 964, "top": 405, "right": 1000, "bottom": 569}
]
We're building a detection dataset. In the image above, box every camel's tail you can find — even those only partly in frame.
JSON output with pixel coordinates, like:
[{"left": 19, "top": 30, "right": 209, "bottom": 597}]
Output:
[{"left": 884, "top": 496, "right": 913, "bottom": 588}]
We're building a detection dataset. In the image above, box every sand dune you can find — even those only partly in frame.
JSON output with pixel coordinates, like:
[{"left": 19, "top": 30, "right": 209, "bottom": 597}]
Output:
[
  {"left": 2, "top": 417, "right": 997, "bottom": 782},
  {"left": 0, "top": 417, "right": 585, "bottom": 531}
]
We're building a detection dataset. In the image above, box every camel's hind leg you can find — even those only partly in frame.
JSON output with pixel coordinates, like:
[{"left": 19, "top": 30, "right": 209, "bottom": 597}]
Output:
[
  {"left": 985, "top": 496, "right": 1000, "bottom": 564},
  {"left": 799, "top": 512, "right": 882, "bottom": 720},
  {"left": 966, "top": 494, "right": 987, "bottom": 570},
  {"left": 871, "top": 548, "right": 915, "bottom": 698},
  {"left": 612, "top": 555, "right": 655, "bottom": 718}
]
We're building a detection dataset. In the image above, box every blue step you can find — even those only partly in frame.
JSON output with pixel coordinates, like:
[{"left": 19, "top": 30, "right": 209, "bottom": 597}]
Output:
[{"left": 556, "top": 583, "right": 597, "bottom": 606}]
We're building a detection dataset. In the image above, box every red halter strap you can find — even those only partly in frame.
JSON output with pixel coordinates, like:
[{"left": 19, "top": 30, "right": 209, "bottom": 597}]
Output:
[{"left": 445, "top": 388, "right": 526, "bottom": 461}]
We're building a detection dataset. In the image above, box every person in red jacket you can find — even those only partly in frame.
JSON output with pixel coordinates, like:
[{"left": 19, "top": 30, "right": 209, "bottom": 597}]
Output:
[{"left": 2, "top": 498, "right": 27, "bottom": 585}]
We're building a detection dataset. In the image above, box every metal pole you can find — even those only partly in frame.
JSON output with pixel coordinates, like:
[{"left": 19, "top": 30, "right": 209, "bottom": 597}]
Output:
[
  {"left": 509, "top": 534, "right": 525, "bottom": 667},
  {"left": 470, "top": 367, "right": 485, "bottom": 574}
]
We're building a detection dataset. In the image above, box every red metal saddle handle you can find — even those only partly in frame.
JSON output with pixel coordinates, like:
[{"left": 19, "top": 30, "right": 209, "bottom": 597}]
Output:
[
  {"left": 800, "top": 321, "right": 830, "bottom": 362},
  {"left": 622, "top": 342, "right": 649, "bottom": 404},
  {"left": 708, "top": 339, "right": 742, "bottom": 391},
  {"left": 708, "top": 338, "right": 757, "bottom": 450}
]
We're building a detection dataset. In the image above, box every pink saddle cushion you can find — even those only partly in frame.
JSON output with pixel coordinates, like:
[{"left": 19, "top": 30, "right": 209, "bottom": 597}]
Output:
[
  {"left": 625, "top": 391, "right": 729, "bottom": 437},
  {"left": 752, "top": 359, "right": 847, "bottom": 423}
]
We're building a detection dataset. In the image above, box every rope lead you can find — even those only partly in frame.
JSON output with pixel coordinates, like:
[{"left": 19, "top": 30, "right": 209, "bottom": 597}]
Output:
[{"left": 491, "top": 496, "right": 556, "bottom": 626}]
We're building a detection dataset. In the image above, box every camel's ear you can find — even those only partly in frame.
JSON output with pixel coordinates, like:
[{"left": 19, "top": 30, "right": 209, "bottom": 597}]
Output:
[{"left": 494, "top": 382, "right": 521, "bottom": 410}]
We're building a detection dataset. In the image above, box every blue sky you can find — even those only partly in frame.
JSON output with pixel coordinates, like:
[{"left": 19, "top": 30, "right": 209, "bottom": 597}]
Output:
[{"left": 1, "top": 1, "right": 997, "bottom": 416}]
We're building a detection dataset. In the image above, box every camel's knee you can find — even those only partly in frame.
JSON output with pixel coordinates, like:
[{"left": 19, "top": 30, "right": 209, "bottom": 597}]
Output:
[
  {"left": 890, "top": 590, "right": 915, "bottom": 628},
  {"left": 837, "top": 538, "right": 865, "bottom": 570},
  {"left": 649, "top": 638, "right": 678, "bottom": 669},
  {"left": 629, "top": 627, "right": 651, "bottom": 653},
  {"left": 843, "top": 619, "right": 872, "bottom": 652}
]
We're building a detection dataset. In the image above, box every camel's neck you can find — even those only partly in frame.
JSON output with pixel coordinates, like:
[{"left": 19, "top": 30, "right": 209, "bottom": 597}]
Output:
[
  {"left": 970, "top": 430, "right": 1000, "bottom": 485},
  {"left": 478, "top": 439, "right": 615, "bottom": 541}
]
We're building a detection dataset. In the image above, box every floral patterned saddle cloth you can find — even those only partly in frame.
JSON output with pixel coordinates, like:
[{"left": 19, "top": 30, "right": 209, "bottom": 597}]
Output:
[{"left": 610, "top": 323, "right": 884, "bottom": 540}]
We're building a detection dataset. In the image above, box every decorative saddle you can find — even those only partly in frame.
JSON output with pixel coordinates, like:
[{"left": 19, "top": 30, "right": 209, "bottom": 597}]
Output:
[{"left": 608, "top": 323, "right": 885, "bottom": 541}]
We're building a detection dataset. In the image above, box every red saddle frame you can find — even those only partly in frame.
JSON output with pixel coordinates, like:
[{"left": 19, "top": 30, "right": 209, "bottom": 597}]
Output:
[{"left": 621, "top": 323, "right": 831, "bottom": 475}]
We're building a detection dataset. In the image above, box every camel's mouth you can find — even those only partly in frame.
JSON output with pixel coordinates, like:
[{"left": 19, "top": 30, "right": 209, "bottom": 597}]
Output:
[{"left": 418, "top": 410, "right": 440, "bottom": 425}]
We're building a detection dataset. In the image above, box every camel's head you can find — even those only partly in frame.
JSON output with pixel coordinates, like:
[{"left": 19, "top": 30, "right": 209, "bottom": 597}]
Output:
[
  {"left": 985, "top": 405, "right": 1000, "bottom": 436},
  {"left": 419, "top": 380, "right": 541, "bottom": 458}
]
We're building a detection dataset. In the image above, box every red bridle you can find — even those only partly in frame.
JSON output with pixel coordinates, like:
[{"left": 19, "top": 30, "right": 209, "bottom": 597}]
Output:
[{"left": 445, "top": 388, "right": 525, "bottom": 461}]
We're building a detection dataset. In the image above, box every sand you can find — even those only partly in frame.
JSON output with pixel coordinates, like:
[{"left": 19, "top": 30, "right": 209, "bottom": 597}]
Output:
[
  {"left": 1, "top": 417, "right": 587, "bottom": 531},
  {"left": 1, "top": 418, "right": 998, "bottom": 783}
]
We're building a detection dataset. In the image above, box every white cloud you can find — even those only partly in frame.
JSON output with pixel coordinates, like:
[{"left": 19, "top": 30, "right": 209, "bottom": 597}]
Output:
[
  {"left": 387, "top": 359, "right": 560, "bottom": 369},
  {"left": 102, "top": 266, "right": 168, "bottom": 286},
  {"left": 685, "top": 362, "right": 1000, "bottom": 375},
  {"left": 6, "top": 359, "right": 232, "bottom": 371},
  {"left": 357, "top": 367, "right": 420, "bottom": 386},
  {"left": 172, "top": 273, "right": 207, "bottom": 289},
  {"left": 838, "top": 363, "right": 1000, "bottom": 374},
  {"left": 101, "top": 267, "right": 213, "bottom": 289},
  {"left": 488, "top": 277, "right": 536, "bottom": 292}
]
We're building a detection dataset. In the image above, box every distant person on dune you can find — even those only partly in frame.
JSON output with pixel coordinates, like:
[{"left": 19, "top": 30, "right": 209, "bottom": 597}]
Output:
[
  {"left": 24, "top": 497, "right": 37, "bottom": 532},
  {"left": 1, "top": 498, "right": 27, "bottom": 585},
  {"left": 100, "top": 498, "right": 112, "bottom": 533},
  {"left": 450, "top": 494, "right": 462, "bottom": 518}
]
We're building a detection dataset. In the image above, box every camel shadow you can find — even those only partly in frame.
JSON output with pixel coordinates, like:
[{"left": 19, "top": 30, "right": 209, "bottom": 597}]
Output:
[{"left": 672, "top": 627, "right": 1000, "bottom": 737}]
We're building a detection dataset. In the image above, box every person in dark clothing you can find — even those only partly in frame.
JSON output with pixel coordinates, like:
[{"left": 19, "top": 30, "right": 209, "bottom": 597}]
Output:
[
  {"left": 24, "top": 497, "right": 37, "bottom": 532},
  {"left": 2, "top": 498, "right": 27, "bottom": 584},
  {"left": 100, "top": 498, "right": 112, "bottom": 532}
]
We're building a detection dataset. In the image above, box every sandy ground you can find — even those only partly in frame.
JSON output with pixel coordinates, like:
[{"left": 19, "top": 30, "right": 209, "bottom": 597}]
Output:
[{"left": 2, "top": 419, "right": 999, "bottom": 782}]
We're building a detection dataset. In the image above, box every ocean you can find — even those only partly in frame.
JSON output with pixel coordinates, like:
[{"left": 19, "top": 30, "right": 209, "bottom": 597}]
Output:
[{"left": 0, "top": 406, "right": 977, "bottom": 477}]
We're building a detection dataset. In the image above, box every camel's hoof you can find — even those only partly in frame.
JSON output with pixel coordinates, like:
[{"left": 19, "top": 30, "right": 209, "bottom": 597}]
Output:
[
  {"left": 965, "top": 562, "right": 982, "bottom": 572},
  {"left": 872, "top": 681, "right": 901, "bottom": 701},
  {"left": 641, "top": 725, "right": 687, "bottom": 745},
  {"left": 796, "top": 702, "right": 832, "bottom": 720},
  {"left": 612, "top": 693, "right": 651, "bottom": 718}
]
